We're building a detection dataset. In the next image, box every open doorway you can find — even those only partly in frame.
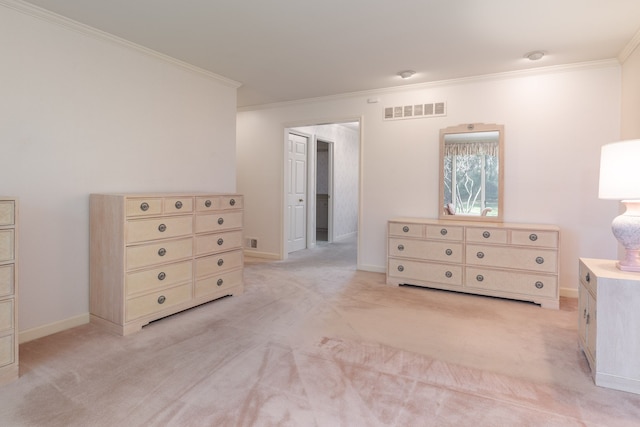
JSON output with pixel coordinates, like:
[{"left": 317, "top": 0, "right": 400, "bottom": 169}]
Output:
[
  {"left": 283, "top": 120, "right": 360, "bottom": 257},
  {"left": 315, "top": 139, "right": 332, "bottom": 243}
]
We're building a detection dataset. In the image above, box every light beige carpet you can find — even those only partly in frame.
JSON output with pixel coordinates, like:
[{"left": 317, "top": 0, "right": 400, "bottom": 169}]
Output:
[{"left": 1, "top": 236, "right": 639, "bottom": 426}]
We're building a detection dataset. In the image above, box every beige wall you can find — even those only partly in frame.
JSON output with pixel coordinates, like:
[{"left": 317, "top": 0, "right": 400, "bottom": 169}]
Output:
[
  {"left": 237, "top": 62, "right": 622, "bottom": 296},
  {"left": 1, "top": 3, "right": 239, "bottom": 337},
  {"left": 621, "top": 42, "right": 640, "bottom": 139}
]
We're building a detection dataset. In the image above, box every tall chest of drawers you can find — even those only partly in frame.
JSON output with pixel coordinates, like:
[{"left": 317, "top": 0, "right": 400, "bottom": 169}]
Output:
[
  {"left": 0, "top": 197, "right": 18, "bottom": 385},
  {"left": 387, "top": 218, "right": 560, "bottom": 308},
  {"left": 90, "top": 193, "right": 244, "bottom": 335}
]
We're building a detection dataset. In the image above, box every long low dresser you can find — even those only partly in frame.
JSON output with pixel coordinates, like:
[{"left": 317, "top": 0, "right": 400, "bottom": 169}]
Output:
[
  {"left": 387, "top": 218, "right": 560, "bottom": 309},
  {"left": 90, "top": 193, "right": 244, "bottom": 335}
]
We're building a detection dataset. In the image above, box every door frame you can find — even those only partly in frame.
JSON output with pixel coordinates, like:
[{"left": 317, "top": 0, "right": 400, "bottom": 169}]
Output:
[{"left": 281, "top": 117, "right": 362, "bottom": 262}]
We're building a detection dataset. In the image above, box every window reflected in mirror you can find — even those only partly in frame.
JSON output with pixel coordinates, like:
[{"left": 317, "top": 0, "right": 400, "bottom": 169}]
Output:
[{"left": 439, "top": 124, "right": 504, "bottom": 222}]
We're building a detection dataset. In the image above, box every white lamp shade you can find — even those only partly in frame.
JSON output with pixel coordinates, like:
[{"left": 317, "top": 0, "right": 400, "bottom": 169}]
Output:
[{"left": 599, "top": 139, "right": 640, "bottom": 200}]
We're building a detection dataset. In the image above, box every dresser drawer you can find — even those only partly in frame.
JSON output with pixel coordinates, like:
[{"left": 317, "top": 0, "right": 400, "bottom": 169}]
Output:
[
  {"left": 195, "top": 268, "right": 243, "bottom": 298},
  {"left": 0, "top": 230, "right": 14, "bottom": 263},
  {"left": 0, "top": 334, "right": 14, "bottom": 367},
  {"left": 579, "top": 259, "right": 597, "bottom": 296},
  {"left": 195, "top": 211, "right": 243, "bottom": 234},
  {"left": 465, "top": 267, "right": 558, "bottom": 299},
  {"left": 126, "top": 198, "right": 162, "bottom": 217},
  {"left": 389, "top": 222, "right": 424, "bottom": 238},
  {"left": 466, "top": 227, "right": 508, "bottom": 244},
  {"left": 126, "top": 237, "right": 193, "bottom": 270},
  {"left": 0, "top": 299, "right": 14, "bottom": 332},
  {"left": 0, "top": 265, "right": 13, "bottom": 298},
  {"left": 195, "top": 250, "right": 243, "bottom": 278},
  {"left": 388, "top": 258, "right": 463, "bottom": 286},
  {"left": 195, "top": 230, "right": 243, "bottom": 256},
  {"left": 466, "top": 244, "right": 557, "bottom": 273},
  {"left": 0, "top": 201, "right": 14, "bottom": 226},
  {"left": 125, "top": 283, "right": 192, "bottom": 321},
  {"left": 221, "top": 195, "right": 243, "bottom": 210},
  {"left": 163, "top": 197, "right": 194, "bottom": 214},
  {"left": 426, "top": 224, "right": 464, "bottom": 241},
  {"left": 511, "top": 230, "right": 558, "bottom": 248},
  {"left": 126, "top": 260, "right": 193, "bottom": 296},
  {"left": 388, "top": 238, "right": 462, "bottom": 263},
  {"left": 196, "top": 196, "right": 221, "bottom": 212},
  {"left": 126, "top": 215, "right": 193, "bottom": 243}
]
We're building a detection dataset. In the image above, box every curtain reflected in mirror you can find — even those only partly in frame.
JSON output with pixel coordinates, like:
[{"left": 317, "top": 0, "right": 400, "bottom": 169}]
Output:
[{"left": 439, "top": 124, "right": 504, "bottom": 222}]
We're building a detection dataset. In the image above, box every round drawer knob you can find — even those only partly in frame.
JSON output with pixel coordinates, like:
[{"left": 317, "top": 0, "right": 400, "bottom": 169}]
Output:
[
  {"left": 140, "top": 202, "right": 149, "bottom": 212},
  {"left": 477, "top": 251, "right": 485, "bottom": 259},
  {"left": 217, "top": 279, "right": 224, "bottom": 287},
  {"left": 218, "top": 217, "right": 224, "bottom": 225},
  {"left": 482, "top": 231, "right": 491, "bottom": 238},
  {"left": 397, "top": 265, "right": 404, "bottom": 272},
  {"left": 205, "top": 199, "right": 212, "bottom": 208},
  {"left": 536, "top": 256, "right": 544, "bottom": 264},
  {"left": 158, "top": 223, "right": 167, "bottom": 232},
  {"left": 217, "top": 238, "right": 224, "bottom": 246},
  {"left": 402, "top": 226, "right": 409, "bottom": 233},
  {"left": 476, "top": 274, "right": 484, "bottom": 282},
  {"left": 445, "top": 271, "right": 452, "bottom": 278},
  {"left": 158, "top": 272, "right": 166, "bottom": 281},
  {"left": 585, "top": 272, "right": 590, "bottom": 283},
  {"left": 229, "top": 199, "right": 236, "bottom": 206},
  {"left": 529, "top": 233, "right": 538, "bottom": 241},
  {"left": 397, "top": 244, "right": 404, "bottom": 251},
  {"left": 175, "top": 201, "right": 183, "bottom": 209},
  {"left": 157, "top": 295, "right": 166, "bottom": 304},
  {"left": 217, "top": 258, "right": 224, "bottom": 266},
  {"left": 445, "top": 248, "right": 453, "bottom": 256},
  {"left": 440, "top": 228, "right": 448, "bottom": 236},
  {"left": 535, "top": 281, "right": 544, "bottom": 289},
  {"left": 158, "top": 248, "right": 166, "bottom": 256}
]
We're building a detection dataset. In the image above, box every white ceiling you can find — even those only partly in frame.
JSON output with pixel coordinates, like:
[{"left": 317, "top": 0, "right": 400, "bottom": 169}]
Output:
[{"left": 19, "top": 0, "right": 640, "bottom": 108}]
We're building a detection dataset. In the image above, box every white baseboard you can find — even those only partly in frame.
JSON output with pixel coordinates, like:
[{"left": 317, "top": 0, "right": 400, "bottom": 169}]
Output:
[
  {"left": 560, "top": 287, "right": 578, "bottom": 299},
  {"left": 358, "top": 264, "right": 386, "bottom": 274},
  {"left": 19, "top": 313, "right": 90, "bottom": 344},
  {"left": 243, "top": 249, "right": 280, "bottom": 260}
]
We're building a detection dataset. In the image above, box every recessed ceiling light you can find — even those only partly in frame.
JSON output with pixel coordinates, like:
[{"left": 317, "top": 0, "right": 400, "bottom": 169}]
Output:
[
  {"left": 524, "top": 50, "right": 545, "bottom": 61},
  {"left": 397, "top": 70, "right": 416, "bottom": 79}
]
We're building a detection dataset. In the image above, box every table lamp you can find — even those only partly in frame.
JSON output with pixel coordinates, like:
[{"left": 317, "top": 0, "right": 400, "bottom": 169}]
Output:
[{"left": 598, "top": 139, "right": 640, "bottom": 271}]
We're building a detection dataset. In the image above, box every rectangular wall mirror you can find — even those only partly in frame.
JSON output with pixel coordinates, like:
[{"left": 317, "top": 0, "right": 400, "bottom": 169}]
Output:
[{"left": 439, "top": 123, "right": 504, "bottom": 222}]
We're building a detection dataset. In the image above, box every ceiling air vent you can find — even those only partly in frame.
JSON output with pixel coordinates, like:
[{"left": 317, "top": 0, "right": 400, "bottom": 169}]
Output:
[{"left": 383, "top": 101, "right": 446, "bottom": 121}]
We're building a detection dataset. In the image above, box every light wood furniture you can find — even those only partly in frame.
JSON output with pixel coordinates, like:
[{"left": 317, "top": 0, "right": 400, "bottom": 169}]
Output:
[
  {"left": 387, "top": 218, "right": 560, "bottom": 308},
  {"left": 578, "top": 258, "right": 640, "bottom": 394},
  {"left": 0, "top": 197, "right": 18, "bottom": 385},
  {"left": 90, "top": 193, "right": 244, "bottom": 335}
]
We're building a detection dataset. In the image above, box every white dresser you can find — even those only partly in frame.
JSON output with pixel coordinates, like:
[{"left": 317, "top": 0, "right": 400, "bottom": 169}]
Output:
[
  {"left": 578, "top": 258, "right": 640, "bottom": 394},
  {"left": 0, "top": 197, "right": 18, "bottom": 385},
  {"left": 90, "top": 193, "right": 244, "bottom": 335},
  {"left": 387, "top": 218, "right": 560, "bottom": 308}
]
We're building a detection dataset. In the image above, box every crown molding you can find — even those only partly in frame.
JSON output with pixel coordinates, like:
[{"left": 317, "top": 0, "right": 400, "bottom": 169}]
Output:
[
  {"left": 619, "top": 27, "right": 640, "bottom": 63},
  {"left": 0, "top": 0, "right": 242, "bottom": 89},
  {"left": 238, "top": 59, "right": 620, "bottom": 112}
]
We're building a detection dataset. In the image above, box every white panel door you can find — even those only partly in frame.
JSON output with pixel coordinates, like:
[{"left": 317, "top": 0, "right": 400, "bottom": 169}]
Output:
[{"left": 288, "top": 133, "right": 307, "bottom": 253}]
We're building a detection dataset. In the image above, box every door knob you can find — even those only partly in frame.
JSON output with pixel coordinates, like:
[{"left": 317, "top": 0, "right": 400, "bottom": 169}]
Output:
[{"left": 299, "top": 198, "right": 303, "bottom": 202}]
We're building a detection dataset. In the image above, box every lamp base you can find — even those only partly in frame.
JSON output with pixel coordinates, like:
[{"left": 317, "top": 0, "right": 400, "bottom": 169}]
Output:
[{"left": 612, "top": 200, "right": 640, "bottom": 272}]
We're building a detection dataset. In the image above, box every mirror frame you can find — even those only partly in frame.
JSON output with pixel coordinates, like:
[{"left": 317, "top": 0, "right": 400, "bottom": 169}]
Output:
[{"left": 438, "top": 123, "right": 504, "bottom": 222}]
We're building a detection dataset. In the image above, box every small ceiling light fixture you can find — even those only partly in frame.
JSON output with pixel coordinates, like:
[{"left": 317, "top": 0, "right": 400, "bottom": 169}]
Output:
[
  {"left": 397, "top": 70, "right": 416, "bottom": 79},
  {"left": 524, "top": 50, "right": 545, "bottom": 61}
]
